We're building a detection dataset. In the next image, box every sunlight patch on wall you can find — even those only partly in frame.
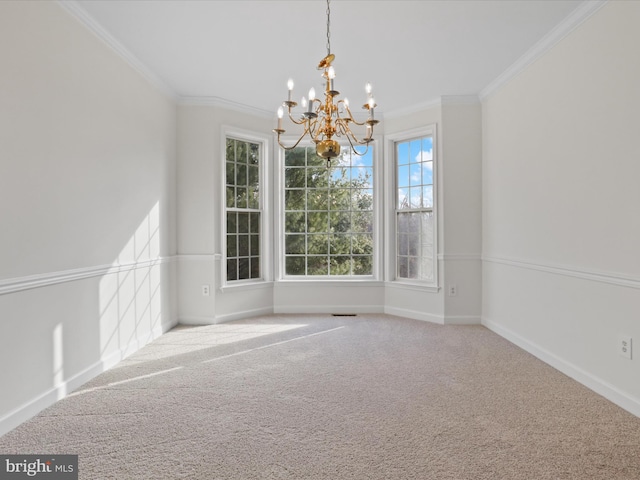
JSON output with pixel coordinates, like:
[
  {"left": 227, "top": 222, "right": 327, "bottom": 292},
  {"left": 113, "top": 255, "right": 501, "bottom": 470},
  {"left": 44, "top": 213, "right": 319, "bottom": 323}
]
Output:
[
  {"left": 98, "top": 202, "right": 163, "bottom": 362},
  {"left": 53, "top": 323, "right": 66, "bottom": 399}
]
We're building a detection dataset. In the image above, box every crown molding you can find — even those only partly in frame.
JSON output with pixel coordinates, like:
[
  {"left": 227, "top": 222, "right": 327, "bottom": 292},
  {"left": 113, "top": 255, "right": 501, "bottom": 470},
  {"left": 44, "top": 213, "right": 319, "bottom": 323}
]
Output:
[
  {"left": 480, "top": 0, "right": 608, "bottom": 101},
  {"left": 177, "top": 96, "right": 274, "bottom": 119},
  {"left": 383, "top": 98, "right": 442, "bottom": 120},
  {"left": 440, "top": 95, "right": 480, "bottom": 105},
  {"left": 56, "top": 0, "right": 178, "bottom": 101}
]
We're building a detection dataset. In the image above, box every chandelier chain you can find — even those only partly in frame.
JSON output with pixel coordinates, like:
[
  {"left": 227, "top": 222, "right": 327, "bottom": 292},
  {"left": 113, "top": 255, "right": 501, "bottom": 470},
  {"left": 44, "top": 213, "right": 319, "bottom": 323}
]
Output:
[{"left": 326, "top": 0, "right": 331, "bottom": 55}]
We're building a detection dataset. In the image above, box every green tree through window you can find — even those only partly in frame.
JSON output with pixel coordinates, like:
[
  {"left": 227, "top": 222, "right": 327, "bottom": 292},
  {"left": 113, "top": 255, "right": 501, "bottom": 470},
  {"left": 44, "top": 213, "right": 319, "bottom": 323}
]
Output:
[
  {"left": 226, "top": 137, "right": 261, "bottom": 281},
  {"left": 284, "top": 146, "right": 374, "bottom": 276}
]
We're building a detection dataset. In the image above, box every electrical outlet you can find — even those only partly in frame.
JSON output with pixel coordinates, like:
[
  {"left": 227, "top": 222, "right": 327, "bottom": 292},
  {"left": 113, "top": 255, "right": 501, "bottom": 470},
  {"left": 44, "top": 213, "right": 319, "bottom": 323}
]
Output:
[
  {"left": 448, "top": 284, "right": 457, "bottom": 297},
  {"left": 619, "top": 335, "right": 632, "bottom": 360},
  {"left": 202, "top": 285, "right": 210, "bottom": 297}
]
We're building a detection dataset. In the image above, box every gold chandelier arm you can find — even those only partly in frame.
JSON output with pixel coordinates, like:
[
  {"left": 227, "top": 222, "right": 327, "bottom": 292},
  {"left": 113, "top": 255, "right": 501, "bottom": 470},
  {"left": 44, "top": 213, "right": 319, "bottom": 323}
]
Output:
[
  {"left": 275, "top": 125, "right": 313, "bottom": 151},
  {"left": 338, "top": 122, "right": 370, "bottom": 157},
  {"left": 335, "top": 118, "right": 373, "bottom": 146},
  {"left": 286, "top": 108, "right": 307, "bottom": 126},
  {"left": 339, "top": 102, "right": 370, "bottom": 127}
]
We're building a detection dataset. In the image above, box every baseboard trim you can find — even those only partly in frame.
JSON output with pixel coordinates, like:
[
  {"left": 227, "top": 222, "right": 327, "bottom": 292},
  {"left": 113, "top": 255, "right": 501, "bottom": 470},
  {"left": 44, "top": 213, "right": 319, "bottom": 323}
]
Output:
[
  {"left": 274, "top": 305, "right": 384, "bottom": 316},
  {"left": 215, "top": 307, "right": 275, "bottom": 324},
  {"left": 482, "top": 317, "right": 640, "bottom": 418},
  {"left": 384, "top": 306, "right": 444, "bottom": 325},
  {"left": 0, "top": 321, "right": 174, "bottom": 437},
  {"left": 444, "top": 315, "right": 481, "bottom": 325},
  {"left": 178, "top": 315, "right": 217, "bottom": 325}
]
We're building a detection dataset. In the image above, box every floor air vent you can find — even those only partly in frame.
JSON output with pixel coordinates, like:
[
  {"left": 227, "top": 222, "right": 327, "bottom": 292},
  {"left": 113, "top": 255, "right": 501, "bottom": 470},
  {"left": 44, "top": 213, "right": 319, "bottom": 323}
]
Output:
[{"left": 332, "top": 314, "right": 357, "bottom": 317}]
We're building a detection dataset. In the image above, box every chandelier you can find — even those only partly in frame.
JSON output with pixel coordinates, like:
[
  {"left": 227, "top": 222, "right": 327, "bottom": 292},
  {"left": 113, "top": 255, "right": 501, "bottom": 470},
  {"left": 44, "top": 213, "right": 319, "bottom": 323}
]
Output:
[{"left": 273, "top": 0, "right": 379, "bottom": 165}]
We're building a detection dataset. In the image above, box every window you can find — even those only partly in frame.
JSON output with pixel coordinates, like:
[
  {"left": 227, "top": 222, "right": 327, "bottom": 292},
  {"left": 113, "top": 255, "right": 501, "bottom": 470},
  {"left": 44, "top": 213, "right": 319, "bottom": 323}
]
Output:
[
  {"left": 395, "top": 134, "right": 435, "bottom": 283},
  {"left": 225, "top": 137, "right": 262, "bottom": 282},
  {"left": 283, "top": 145, "right": 374, "bottom": 277}
]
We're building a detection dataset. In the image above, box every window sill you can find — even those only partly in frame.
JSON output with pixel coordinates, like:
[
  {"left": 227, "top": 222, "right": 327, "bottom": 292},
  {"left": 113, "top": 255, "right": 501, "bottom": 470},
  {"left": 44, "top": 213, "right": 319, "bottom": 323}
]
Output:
[
  {"left": 385, "top": 281, "right": 440, "bottom": 293},
  {"left": 220, "top": 280, "right": 274, "bottom": 293},
  {"left": 277, "top": 278, "right": 385, "bottom": 288}
]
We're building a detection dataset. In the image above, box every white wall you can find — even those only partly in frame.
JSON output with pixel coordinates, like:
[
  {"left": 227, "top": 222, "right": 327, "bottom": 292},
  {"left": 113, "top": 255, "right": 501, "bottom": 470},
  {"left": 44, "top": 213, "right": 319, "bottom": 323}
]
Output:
[
  {"left": 177, "top": 104, "right": 275, "bottom": 323},
  {"left": 441, "top": 100, "right": 483, "bottom": 323},
  {"left": 482, "top": 0, "right": 640, "bottom": 415},
  {"left": 0, "top": 1, "right": 177, "bottom": 435}
]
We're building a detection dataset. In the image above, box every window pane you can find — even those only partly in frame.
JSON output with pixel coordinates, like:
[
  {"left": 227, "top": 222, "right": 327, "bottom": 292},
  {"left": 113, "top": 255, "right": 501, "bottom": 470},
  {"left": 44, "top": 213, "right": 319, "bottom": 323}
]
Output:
[
  {"left": 330, "top": 256, "right": 351, "bottom": 275},
  {"left": 308, "top": 234, "right": 329, "bottom": 255},
  {"left": 398, "top": 165, "right": 410, "bottom": 188},
  {"left": 226, "top": 138, "right": 235, "bottom": 160},
  {"left": 307, "top": 256, "right": 328, "bottom": 275},
  {"left": 250, "top": 212, "right": 260, "bottom": 233},
  {"left": 352, "top": 234, "right": 373, "bottom": 255},
  {"left": 248, "top": 186, "right": 259, "bottom": 209},
  {"left": 353, "top": 256, "right": 372, "bottom": 275},
  {"left": 307, "top": 189, "right": 328, "bottom": 210},
  {"left": 329, "top": 234, "right": 350, "bottom": 255},
  {"left": 236, "top": 187, "right": 247, "bottom": 209},
  {"left": 227, "top": 235, "right": 237, "bottom": 257},
  {"left": 250, "top": 235, "right": 259, "bottom": 256},
  {"left": 422, "top": 186, "right": 433, "bottom": 208},
  {"left": 285, "top": 167, "right": 306, "bottom": 188},
  {"left": 285, "top": 189, "right": 305, "bottom": 210},
  {"left": 307, "top": 212, "right": 328, "bottom": 233},
  {"left": 248, "top": 165, "right": 259, "bottom": 187},
  {"left": 239, "top": 258, "right": 250, "bottom": 279},
  {"left": 226, "top": 137, "right": 261, "bottom": 282},
  {"left": 286, "top": 257, "right": 305, "bottom": 275},
  {"left": 226, "top": 187, "right": 235, "bottom": 208},
  {"left": 395, "top": 135, "right": 435, "bottom": 282},
  {"left": 238, "top": 213, "right": 249, "bottom": 233},
  {"left": 331, "top": 211, "right": 351, "bottom": 233},
  {"left": 249, "top": 143, "right": 259, "bottom": 165},
  {"left": 286, "top": 212, "right": 305, "bottom": 232},
  {"left": 284, "top": 145, "right": 374, "bottom": 276},
  {"left": 307, "top": 168, "right": 328, "bottom": 188},
  {"left": 227, "top": 259, "right": 238, "bottom": 281},
  {"left": 285, "top": 234, "right": 305, "bottom": 255},
  {"left": 227, "top": 212, "right": 237, "bottom": 233},
  {"left": 422, "top": 161, "right": 433, "bottom": 184},
  {"left": 238, "top": 235, "right": 249, "bottom": 256},
  {"left": 226, "top": 162, "right": 235, "bottom": 185},
  {"left": 250, "top": 257, "right": 260, "bottom": 278},
  {"left": 236, "top": 163, "right": 247, "bottom": 186},
  {"left": 352, "top": 211, "right": 372, "bottom": 233}
]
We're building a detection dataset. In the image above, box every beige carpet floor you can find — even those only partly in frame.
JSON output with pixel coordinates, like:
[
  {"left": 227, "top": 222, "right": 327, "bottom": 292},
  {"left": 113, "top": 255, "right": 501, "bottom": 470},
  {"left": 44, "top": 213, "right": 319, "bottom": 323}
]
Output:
[{"left": 1, "top": 314, "right": 639, "bottom": 479}]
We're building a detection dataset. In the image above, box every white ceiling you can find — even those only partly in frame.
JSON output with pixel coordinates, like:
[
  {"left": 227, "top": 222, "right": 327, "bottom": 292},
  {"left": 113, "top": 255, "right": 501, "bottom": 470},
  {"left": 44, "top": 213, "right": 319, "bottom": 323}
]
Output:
[{"left": 69, "top": 0, "right": 586, "bottom": 116}]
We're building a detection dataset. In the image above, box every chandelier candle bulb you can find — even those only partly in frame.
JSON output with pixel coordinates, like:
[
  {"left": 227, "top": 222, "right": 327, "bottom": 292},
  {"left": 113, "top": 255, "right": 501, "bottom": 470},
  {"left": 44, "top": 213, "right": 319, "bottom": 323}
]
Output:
[
  {"left": 308, "top": 87, "right": 316, "bottom": 113},
  {"left": 287, "top": 78, "right": 294, "bottom": 102},
  {"left": 368, "top": 97, "right": 375, "bottom": 119},
  {"left": 277, "top": 106, "right": 283, "bottom": 130},
  {"left": 328, "top": 66, "right": 336, "bottom": 91}
]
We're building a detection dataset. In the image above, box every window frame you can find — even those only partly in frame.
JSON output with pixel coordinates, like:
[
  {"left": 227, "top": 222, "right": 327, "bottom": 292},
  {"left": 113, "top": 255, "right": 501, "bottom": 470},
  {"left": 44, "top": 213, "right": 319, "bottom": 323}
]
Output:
[
  {"left": 221, "top": 126, "right": 272, "bottom": 289},
  {"left": 384, "top": 125, "right": 438, "bottom": 289},
  {"left": 275, "top": 138, "right": 382, "bottom": 282}
]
